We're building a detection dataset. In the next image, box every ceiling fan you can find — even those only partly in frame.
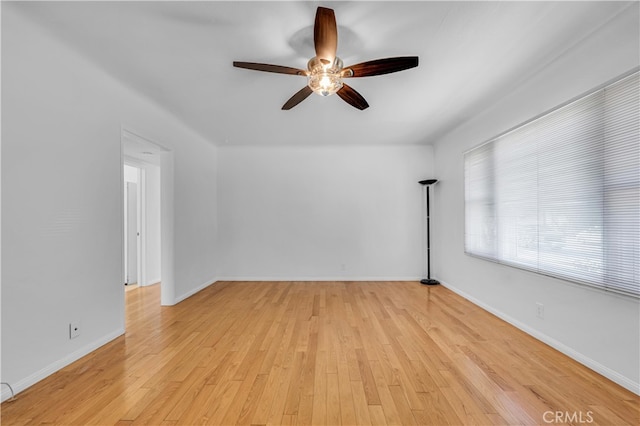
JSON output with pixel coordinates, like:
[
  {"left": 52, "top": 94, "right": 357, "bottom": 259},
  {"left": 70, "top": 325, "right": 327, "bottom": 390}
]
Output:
[{"left": 233, "top": 7, "right": 419, "bottom": 110}]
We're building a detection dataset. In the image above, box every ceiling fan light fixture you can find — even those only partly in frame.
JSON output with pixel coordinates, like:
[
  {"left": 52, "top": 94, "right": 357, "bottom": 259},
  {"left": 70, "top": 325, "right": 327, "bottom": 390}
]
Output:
[{"left": 307, "top": 56, "right": 343, "bottom": 97}]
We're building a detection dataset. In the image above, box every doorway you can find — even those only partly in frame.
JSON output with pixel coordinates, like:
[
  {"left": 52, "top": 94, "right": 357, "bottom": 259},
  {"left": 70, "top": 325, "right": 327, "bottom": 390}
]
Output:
[
  {"left": 122, "top": 129, "right": 175, "bottom": 306},
  {"left": 123, "top": 161, "right": 161, "bottom": 289}
]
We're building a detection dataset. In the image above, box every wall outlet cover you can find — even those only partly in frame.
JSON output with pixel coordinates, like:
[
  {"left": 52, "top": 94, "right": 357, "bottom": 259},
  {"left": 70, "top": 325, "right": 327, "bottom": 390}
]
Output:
[{"left": 69, "top": 322, "right": 81, "bottom": 339}]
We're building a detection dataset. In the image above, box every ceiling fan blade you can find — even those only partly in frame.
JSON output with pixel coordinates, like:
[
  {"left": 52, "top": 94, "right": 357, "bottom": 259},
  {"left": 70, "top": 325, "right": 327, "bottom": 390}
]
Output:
[
  {"left": 314, "top": 7, "right": 338, "bottom": 61},
  {"left": 233, "top": 62, "right": 307, "bottom": 76},
  {"left": 282, "top": 86, "right": 314, "bottom": 110},
  {"left": 342, "top": 57, "right": 419, "bottom": 78},
  {"left": 337, "top": 84, "right": 369, "bottom": 110}
]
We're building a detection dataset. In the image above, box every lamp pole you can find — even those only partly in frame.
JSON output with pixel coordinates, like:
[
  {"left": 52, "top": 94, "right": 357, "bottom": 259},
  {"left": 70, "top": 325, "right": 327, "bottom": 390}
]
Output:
[{"left": 419, "top": 179, "right": 439, "bottom": 285}]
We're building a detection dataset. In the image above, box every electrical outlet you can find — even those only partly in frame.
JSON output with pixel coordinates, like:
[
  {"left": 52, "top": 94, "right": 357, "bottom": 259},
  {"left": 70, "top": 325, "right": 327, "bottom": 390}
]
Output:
[
  {"left": 69, "top": 322, "right": 81, "bottom": 339},
  {"left": 536, "top": 303, "right": 544, "bottom": 319}
]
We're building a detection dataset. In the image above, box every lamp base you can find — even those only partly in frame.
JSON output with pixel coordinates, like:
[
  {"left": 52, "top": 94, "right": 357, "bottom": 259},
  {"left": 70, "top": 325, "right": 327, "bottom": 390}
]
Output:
[{"left": 420, "top": 278, "right": 440, "bottom": 286}]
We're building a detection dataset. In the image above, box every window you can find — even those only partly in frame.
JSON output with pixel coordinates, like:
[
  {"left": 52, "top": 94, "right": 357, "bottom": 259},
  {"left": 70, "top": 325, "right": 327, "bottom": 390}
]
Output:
[{"left": 464, "top": 71, "right": 639, "bottom": 297}]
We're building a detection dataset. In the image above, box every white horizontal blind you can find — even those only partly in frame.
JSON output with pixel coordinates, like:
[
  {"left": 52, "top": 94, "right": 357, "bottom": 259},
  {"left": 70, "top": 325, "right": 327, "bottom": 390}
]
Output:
[{"left": 464, "top": 71, "right": 639, "bottom": 297}]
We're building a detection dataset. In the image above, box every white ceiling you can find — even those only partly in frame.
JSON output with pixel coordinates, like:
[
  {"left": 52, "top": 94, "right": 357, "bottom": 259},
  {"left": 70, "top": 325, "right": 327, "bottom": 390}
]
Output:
[{"left": 7, "top": 1, "right": 635, "bottom": 146}]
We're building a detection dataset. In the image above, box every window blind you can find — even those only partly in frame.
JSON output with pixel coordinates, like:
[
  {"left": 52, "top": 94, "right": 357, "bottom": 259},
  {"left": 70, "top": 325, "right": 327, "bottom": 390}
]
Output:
[{"left": 464, "top": 71, "right": 639, "bottom": 298}]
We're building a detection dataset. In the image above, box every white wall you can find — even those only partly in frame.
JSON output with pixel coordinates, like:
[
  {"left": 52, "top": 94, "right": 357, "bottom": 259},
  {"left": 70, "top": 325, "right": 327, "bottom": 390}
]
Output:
[
  {"left": 1, "top": 7, "right": 218, "bottom": 400},
  {"left": 217, "top": 145, "right": 433, "bottom": 280},
  {"left": 431, "top": 6, "right": 640, "bottom": 393},
  {"left": 144, "top": 164, "right": 162, "bottom": 285}
]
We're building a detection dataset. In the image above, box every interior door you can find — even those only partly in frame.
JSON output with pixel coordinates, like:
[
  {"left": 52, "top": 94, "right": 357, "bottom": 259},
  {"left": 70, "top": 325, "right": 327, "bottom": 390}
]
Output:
[{"left": 126, "top": 182, "right": 138, "bottom": 285}]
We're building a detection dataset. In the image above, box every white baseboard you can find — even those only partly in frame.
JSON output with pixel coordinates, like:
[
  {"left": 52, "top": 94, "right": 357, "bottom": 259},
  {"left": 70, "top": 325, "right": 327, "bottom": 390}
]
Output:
[
  {"left": 214, "top": 276, "right": 421, "bottom": 282},
  {"left": 173, "top": 278, "right": 217, "bottom": 304},
  {"left": 439, "top": 278, "right": 640, "bottom": 396},
  {"left": 1, "top": 328, "right": 125, "bottom": 402}
]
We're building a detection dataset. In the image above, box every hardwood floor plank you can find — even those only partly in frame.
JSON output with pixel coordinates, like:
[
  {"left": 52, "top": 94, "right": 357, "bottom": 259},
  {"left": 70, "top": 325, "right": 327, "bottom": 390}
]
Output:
[
  {"left": 200, "top": 380, "right": 243, "bottom": 426},
  {"left": 251, "top": 322, "right": 296, "bottom": 424},
  {"left": 417, "top": 391, "right": 463, "bottom": 425},
  {"left": 350, "top": 379, "right": 373, "bottom": 426},
  {"left": 144, "top": 367, "right": 207, "bottom": 423},
  {"left": 311, "top": 350, "right": 328, "bottom": 425},
  {"left": 1, "top": 281, "right": 637, "bottom": 426},
  {"left": 282, "top": 351, "right": 306, "bottom": 417},
  {"left": 220, "top": 350, "right": 269, "bottom": 424},
  {"left": 370, "top": 361, "right": 402, "bottom": 426},
  {"left": 368, "top": 405, "right": 388, "bottom": 426},
  {"left": 263, "top": 323, "right": 300, "bottom": 424},
  {"left": 326, "top": 373, "right": 341, "bottom": 425},
  {"left": 355, "top": 347, "right": 382, "bottom": 405},
  {"left": 337, "top": 356, "right": 357, "bottom": 425},
  {"left": 235, "top": 373, "right": 269, "bottom": 425},
  {"left": 388, "top": 385, "right": 417, "bottom": 425},
  {"left": 128, "top": 382, "right": 182, "bottom": 426},
  {"left": 297, "top": 394, "right": 314, "bottom": 426}
]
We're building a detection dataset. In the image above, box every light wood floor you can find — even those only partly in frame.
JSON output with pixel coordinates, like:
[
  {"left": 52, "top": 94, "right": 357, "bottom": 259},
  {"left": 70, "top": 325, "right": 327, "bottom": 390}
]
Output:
[{"left": 2, "top": 281, "right": 638, "bottom": 425}]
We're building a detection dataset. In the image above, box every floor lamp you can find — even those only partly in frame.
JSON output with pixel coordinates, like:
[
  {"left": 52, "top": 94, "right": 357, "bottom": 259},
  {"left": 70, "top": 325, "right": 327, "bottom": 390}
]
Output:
[{"left": 419, "top": 179, "right": 440, "bottom": 285}]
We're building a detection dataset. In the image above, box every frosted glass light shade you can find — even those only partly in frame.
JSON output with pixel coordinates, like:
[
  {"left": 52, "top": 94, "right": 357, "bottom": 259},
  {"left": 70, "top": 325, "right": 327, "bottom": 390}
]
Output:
[{"left": 307, "top": 56, "right": 343, "bottom": 97}]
